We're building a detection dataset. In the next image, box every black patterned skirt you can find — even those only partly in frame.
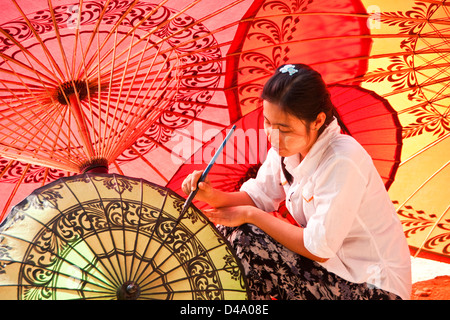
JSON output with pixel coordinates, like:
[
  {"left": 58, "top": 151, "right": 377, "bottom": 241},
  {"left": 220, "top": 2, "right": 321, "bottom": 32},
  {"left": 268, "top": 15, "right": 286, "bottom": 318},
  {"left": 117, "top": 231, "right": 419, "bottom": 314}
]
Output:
[{"left": 217, "top": 224, "right": 402, "bottom": 300}]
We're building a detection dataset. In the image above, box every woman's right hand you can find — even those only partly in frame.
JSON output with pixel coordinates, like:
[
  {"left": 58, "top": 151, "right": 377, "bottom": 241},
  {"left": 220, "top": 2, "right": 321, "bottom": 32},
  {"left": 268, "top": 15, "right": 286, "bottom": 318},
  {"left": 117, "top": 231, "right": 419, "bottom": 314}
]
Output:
[{"left": 181, "top": 170, "right": 214, "bottom": 203}]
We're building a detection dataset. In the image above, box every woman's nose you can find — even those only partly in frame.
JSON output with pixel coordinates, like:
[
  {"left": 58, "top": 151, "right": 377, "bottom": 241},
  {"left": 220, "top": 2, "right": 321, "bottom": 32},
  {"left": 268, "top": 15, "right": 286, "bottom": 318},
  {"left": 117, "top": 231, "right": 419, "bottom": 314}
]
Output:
[{"left": 265, "top": 127, "right": 280, "bottom": 147}]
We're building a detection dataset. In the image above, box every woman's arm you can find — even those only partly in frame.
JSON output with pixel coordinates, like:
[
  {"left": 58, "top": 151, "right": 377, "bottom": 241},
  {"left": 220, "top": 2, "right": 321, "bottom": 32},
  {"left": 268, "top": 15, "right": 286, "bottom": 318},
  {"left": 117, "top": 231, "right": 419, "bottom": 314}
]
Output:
[
  {"left": 204, "top": 205, "right": 328, "bottom": 263},
  {"left": 181, "top": 170, "right": 256, "bottom": 208},
  {"left": 182, "top": 170, "right": 325, "bottom": 260}
]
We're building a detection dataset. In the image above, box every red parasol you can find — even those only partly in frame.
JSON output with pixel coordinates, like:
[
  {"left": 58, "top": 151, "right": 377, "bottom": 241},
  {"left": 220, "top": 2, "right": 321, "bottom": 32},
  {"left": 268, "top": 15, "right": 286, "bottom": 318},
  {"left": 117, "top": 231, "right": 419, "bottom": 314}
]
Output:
[
  {"left": 0, "top": 0, "right": 248, "bottom": 221},
  {"left": 168, "top": 85, "right": 402, "bottom": 226}
]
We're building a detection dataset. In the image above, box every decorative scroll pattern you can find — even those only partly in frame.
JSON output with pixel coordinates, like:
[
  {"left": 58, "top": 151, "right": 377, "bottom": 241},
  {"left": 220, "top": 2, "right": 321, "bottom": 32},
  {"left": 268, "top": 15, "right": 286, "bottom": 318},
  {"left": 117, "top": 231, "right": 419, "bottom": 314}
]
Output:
[
  {"left": 394, "top": 200, "right": 450, "bottom": 257},
  {"left": 365, "top": 1, "right": 450, "bottom": 139},
  {"left": 0, "top": 159, "right": 67, "bottom": 183},
  {"left": 233, "top": 0, "right": 311, "bottom": 113}
]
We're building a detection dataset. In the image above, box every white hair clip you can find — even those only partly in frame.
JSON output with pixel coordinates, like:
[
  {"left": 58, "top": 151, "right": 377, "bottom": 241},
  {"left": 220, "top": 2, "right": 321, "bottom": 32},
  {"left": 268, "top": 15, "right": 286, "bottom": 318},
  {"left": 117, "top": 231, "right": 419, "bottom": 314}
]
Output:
[{"left": 279, "top": 64, "right": 298, "bottom": 76}]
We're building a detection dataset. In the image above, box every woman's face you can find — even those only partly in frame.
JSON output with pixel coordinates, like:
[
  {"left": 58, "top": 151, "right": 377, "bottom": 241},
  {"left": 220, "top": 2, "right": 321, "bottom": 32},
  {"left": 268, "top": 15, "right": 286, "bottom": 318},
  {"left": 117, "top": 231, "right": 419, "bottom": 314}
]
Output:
[{"left": 263, "top": 100, "right": 323, "bottom": 158}]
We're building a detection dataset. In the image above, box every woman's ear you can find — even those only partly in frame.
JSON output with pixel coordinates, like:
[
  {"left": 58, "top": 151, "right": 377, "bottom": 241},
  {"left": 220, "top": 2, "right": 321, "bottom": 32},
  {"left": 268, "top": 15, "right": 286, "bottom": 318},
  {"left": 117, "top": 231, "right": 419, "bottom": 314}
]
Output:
[{"left": 312, "top": 112, "right": 327, "bottom": 131}]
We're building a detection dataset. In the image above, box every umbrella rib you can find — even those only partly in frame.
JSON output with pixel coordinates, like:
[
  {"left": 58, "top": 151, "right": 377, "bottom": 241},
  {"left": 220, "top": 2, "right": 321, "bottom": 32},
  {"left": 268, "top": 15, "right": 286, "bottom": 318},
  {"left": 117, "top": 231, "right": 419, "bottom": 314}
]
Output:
[
  {"left": 73, "top": 0, "right": 114, "bottom": 78},
  {"left": 0, "top": 253, "right": 117, "bottom": 297},
  {"left": 0, "top": 111, "right": 61, "bottom": 158},
  {"left": 0, "top": 146, "right": 79, "bottom": 173},
  {"left": 138, "top": 222, "right": 213, "bottom": 288},
  {"left": 78, "top": 0, "right": 151, "bottom": 74},
  {"left": 113, "top": 174, "right": 128, "bottom": 286},
  {"left": 0, "top": 36, "right": 60, "bottom": 86},
  {"left": 127, "top": 146, "right": 169, "bottom": 183},
  {"left": 0, "top": 63, "right": 94, "bottom": 167},
  {"left": 106, "top": 74, "right": 180, "bottom": 162},
  {"left": 116, "top": 72, "right": 179, "bottom": 144},
  {"left": 83, "top": 174, "right": 126, "bottom": 285},
  {"left": 400, "top": 132, "right": 450, "bottom": 165},
  {"left": 86, "top": 0, "right": 193, "bottom": 80},
  {"left": 46, "top": 0, "right": 79, "bottom": 81},
  {"left": 45, "top": 10, "right": 96, "bottom": 160},
  {"left": 0, "top": 163, "right": 30, "bottom": 220},
  {"left": 9, "top": 0, "right": 65, "bottom": 81},
  {"left": 0, "top": 67, "right": 56, "bottom": 89},
  {"left": 88, "top": 0, "right": 241, "bottom": 81},
  {"left": 115, "top": 43, "right": 174, "bottom": 137},
  {"left": 101, "top": 28, "right": 123, "bottom": 159},
  {"left": 103, "top": 39, "right": 173, "bottom": 159},
  {"left": 396, "top": 159, "right": 450, "bottom": 213},
  {"left": 124, "top": 0, "right": 254, "bottom": 68},
  {"left": 103, "top": 29, "right": 138, "bottom": 155},
  {"left": 95, "top": 27, "right": 104, "bottom": 158},
  {"left": 129, "top": 187, "right": 170, "bottom": 284},
  {"left": 85, "top": 0, "right": 196, "bottom": 75},
  {"left": 127, "top": 178, "right": 145, "bottom": 284},
  {"left": 59, "top": 177, "right": 124, "bottom": 287},
  {"left": 30, "top": 104, "right": 80, "bottom": 166},
  {"left": 0, "top": 221, "right": 119, "bottom": 294},
  {"left": 414, "top": 204, "right": 450, "bottom": 259},
  {"left": 0, "top": 61, "right": 79, "bottom": 152},
  {"left": 70, "top": 0, "right": 85, "bottom": 79},
  {"left": 76, "top": 28, "right": 101, "bottom": 157},
  {"left": 0, "top": 129, "right": 79, "bottom": 173}
]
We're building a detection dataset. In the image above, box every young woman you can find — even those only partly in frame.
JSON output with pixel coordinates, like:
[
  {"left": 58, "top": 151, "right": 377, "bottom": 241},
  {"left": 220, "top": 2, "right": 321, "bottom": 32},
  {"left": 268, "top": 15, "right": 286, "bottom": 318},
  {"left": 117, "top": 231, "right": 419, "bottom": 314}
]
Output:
[{"left": 181, "top": 64, "right": 411, "bottom": 300}]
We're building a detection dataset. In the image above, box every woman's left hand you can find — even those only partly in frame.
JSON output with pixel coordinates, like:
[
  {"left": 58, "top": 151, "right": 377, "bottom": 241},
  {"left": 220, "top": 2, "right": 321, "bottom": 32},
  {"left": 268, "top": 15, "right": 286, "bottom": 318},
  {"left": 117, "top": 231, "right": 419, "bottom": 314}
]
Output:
[{"left": 203, "top": 206, "right": 254, "bottom": 227}]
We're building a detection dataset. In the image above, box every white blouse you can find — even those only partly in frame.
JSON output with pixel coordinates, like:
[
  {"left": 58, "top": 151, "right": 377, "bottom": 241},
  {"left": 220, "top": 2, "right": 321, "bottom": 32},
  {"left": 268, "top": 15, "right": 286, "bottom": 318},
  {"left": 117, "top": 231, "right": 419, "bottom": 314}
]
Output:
[{"left": 240, "top": 119, "right": 412, "bottom": 299}]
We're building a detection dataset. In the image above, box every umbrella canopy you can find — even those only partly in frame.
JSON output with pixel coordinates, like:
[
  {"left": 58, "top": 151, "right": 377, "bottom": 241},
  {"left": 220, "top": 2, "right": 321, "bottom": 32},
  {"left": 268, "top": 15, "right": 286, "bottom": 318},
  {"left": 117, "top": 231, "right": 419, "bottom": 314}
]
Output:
[
  {"left": 0, "top": 173, "right": 249, "bottom": 300},
  {"left": 349, "top": 0, "right": 450, "bottom": 262},
  {"left": 167, "top": 108, "right": 267, "bottom": 210}
]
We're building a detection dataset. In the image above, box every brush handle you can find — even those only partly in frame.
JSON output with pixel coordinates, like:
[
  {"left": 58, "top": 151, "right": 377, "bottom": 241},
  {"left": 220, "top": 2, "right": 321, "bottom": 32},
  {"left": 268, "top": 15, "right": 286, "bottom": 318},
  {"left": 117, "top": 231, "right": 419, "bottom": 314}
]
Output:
[{"left": 181, "top": 125, "right": 237, "bottom": 212}]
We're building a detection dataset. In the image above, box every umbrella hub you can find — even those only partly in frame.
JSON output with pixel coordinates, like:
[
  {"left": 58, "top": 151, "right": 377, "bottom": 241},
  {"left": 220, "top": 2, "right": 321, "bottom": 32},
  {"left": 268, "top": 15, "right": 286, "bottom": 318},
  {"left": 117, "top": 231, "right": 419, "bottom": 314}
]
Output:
[
  {"left": 56, "top": 80, "right": 92, "bottom": 105},
  {"left": 236, "top": 163, "right": 262, "bottom": 191},
  {"left": 79, "top": 158, "right": 109, "bottom": 173},
  {"left": 117, "top": 281, "right": 141, "bottom": 300}
]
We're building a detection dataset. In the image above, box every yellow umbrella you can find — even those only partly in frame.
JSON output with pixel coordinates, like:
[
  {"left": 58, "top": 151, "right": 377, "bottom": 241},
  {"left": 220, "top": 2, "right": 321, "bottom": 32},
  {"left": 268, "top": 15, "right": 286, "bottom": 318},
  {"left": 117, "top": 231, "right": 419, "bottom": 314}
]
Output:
[
  {"left": 0, "top": 173, "right": 249, "bottom": 299},
  {"left": 355, "top": 0, "right": 450, "bottom": 262}
]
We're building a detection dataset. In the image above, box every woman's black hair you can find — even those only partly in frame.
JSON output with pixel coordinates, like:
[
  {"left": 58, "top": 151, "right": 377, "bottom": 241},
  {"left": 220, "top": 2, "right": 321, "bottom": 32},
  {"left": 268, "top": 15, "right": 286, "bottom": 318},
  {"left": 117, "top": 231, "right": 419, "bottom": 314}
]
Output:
[{"left": 261, "top": 64, "right": 349, "bottom": 184}]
